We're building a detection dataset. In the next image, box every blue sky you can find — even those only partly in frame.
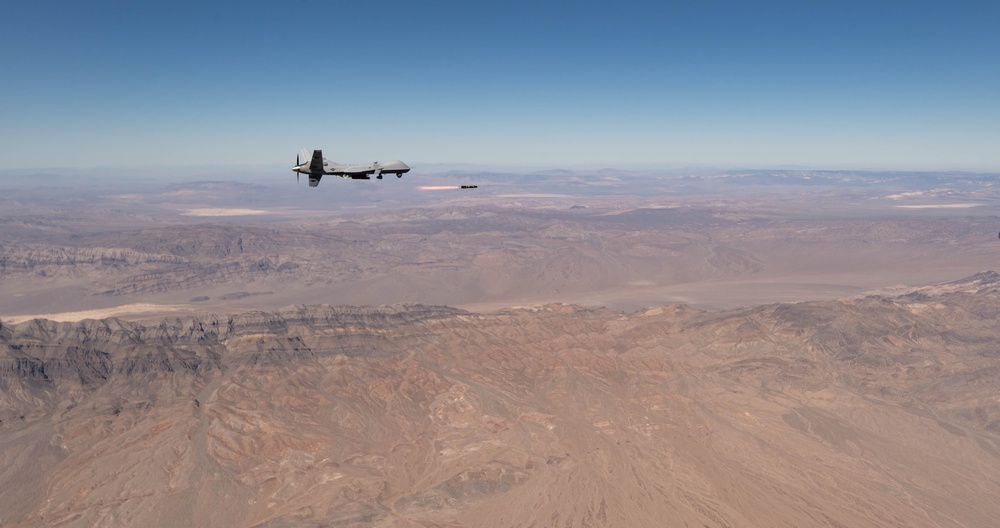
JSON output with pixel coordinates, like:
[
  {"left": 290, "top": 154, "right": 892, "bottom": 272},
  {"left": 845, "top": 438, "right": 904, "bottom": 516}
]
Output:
[{"left": 2, "top": 1, "right": 998, "bottom": 170}]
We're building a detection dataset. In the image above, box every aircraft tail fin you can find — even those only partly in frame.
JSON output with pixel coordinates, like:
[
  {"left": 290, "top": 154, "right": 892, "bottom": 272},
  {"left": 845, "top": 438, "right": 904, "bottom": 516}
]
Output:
[{"left": 309, "top": 150, "right": 324, "bottom": 172}]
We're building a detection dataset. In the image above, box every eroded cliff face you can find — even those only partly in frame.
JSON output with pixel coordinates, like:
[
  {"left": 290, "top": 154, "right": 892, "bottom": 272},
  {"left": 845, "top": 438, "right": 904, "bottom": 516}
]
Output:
[{"left": 3, "top": 275, "right": 1000, "bottom": 527}]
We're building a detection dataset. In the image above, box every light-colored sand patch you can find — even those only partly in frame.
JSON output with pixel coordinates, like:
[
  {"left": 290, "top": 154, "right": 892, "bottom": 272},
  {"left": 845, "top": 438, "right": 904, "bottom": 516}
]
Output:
[
  {"left": 182, "top": 208, "right": 270, "bottom": 216},
  {"left": 894, "top": 204, "right": 980, "bottom": 209},
  {"left": 3, "top": 303, "right": 187, "bottom": 324},
  {"left": 886, "top": 191, "right": 928, "bottom": 200},
  {"left": 494, "top": 194, "right": 570, "bottom": 198}
]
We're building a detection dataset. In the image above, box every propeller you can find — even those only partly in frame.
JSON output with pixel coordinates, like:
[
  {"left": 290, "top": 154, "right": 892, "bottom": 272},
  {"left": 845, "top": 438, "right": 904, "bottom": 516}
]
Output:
[{"left": 296, "top": 153, "right": 300, "bottom": 184}]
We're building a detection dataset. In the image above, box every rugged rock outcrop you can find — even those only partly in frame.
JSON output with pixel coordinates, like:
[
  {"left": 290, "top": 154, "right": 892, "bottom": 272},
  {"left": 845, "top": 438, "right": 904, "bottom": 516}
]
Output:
[{"left": 2, "top": 275, "right": 1000, "bottom": 526}]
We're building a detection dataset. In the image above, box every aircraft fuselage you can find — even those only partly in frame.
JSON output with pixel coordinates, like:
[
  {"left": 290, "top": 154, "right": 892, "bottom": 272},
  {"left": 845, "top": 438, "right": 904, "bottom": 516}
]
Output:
[{"left": 292, "top": 150, "right": 410, "bottom": 186}]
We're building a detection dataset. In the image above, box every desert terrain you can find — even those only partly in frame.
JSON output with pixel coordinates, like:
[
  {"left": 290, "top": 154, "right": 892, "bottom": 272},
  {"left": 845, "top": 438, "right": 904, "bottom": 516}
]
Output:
[
  {"left": 2, "top": 167, "right": 1000, "bottom": 526},
  {"left": 2, "top": 167, "right": 998, "bottom": 321},
  {"left": 3, "top": 274, "right": 1000, "bottom": 526}
]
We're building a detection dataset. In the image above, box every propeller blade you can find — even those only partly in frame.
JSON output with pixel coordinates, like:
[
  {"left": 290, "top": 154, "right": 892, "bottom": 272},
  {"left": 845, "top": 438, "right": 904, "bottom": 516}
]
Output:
[{"left": 296, "top": 153, "right": 300, "bottom": 166}]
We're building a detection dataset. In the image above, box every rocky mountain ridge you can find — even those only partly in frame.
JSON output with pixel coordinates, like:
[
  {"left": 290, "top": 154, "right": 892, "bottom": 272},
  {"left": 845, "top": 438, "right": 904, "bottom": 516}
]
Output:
[{"left": 2, "top": 273, "right": 1000, "bottom": 526}]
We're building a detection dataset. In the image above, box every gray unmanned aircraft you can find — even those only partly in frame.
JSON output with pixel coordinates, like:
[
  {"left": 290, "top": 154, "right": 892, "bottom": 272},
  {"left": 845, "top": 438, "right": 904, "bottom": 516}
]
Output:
[{"left": 292, "top": 149, "right": 410, "bottom": 187}]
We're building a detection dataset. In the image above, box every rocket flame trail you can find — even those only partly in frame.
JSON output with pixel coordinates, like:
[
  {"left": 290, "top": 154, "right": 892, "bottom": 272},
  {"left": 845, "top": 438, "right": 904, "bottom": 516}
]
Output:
[{"left": 418, "top": 186, "right": 461, "bottom": 191}]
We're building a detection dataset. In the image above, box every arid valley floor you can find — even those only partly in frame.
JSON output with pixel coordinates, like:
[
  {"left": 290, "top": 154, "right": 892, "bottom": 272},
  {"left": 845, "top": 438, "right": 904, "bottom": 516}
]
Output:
[{"left": 2, "top": 167, "right": 1000, "bottom": 526}]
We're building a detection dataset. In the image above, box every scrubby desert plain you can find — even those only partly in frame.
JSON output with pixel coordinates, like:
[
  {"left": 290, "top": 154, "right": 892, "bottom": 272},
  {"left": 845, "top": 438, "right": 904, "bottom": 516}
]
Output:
[{"left": 2, "top": 167, "right": 1000, "bottom": 527}]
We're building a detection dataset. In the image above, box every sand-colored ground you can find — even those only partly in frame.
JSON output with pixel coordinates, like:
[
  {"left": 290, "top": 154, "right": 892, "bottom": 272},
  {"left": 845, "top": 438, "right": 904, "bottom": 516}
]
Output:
[
  {"left": 4, "top": 279, "right": 1000, "bottom": 527},
  {"left": 181, "top": 208, "right": 270, "bottom": 216},
  {"left": 3, "top": 303, "right": 189, "bottom": 324}
]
